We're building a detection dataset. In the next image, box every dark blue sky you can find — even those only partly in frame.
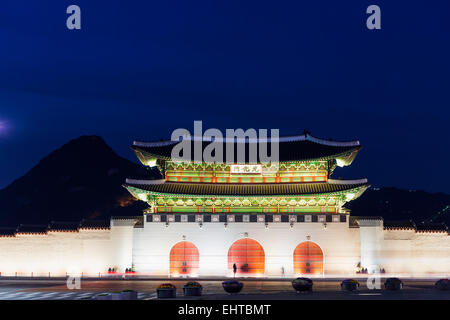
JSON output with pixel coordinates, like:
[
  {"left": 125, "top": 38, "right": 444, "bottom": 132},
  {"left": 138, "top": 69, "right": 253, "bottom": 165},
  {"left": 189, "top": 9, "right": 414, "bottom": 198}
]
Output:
[{"left": 1, "top": 1, "right": 449, "bottom": 192}]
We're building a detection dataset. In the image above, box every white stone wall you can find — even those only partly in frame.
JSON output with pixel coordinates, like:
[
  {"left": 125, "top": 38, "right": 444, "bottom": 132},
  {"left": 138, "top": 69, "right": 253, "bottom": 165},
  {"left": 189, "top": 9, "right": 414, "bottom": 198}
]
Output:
[
  {"left": 0, "top": 217, "right": 448, "bottom": 278},
  {"left": 109, "top": 219, "right": 136, "bottom": 272},
  {"left": 378, "top": 230, "right": 450, "bottom": 276},
  {"left": 132, "top": 220, "right": 361, "bottom": 277},
  {"left": 0, "top": 221, "right": 135, "bottom": 277},
  {"left": 358, "top": 219, "right": 384, "bottom": 273}
]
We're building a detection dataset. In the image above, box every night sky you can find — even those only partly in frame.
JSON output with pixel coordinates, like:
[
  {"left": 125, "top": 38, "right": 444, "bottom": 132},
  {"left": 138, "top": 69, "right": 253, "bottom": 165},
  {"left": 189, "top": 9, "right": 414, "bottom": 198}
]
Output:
[{"left": 1, "top": 1, "right": 449, "bottom": 192}]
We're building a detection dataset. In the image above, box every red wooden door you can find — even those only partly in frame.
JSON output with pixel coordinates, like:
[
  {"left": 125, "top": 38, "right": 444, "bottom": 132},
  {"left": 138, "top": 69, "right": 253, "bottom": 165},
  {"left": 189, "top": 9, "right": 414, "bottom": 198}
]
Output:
[
  {"left": 293, "top": 241, "right": 323, "bottom": 275},
  {"left": 169, "top": 241, "right": 199, "bottom": 276},
  {"left": 228, "top": 238, "right": 265, "bottom": 275}
]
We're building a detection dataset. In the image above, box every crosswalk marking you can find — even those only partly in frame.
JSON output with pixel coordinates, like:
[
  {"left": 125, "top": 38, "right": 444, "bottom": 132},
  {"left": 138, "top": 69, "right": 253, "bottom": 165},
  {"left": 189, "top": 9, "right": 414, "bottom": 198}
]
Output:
[
  {"left": 146, "top": 293, "right": 158, "bottom": 300},
  {"left": 78, "top": 293, "right": 94, "bottom": 297},
  {"left": 52, "top": 292, "right": 82, "bottom": 300},
  {"left": 29, "top": 292, "right": 58, "bottom": 300},
  {"left": 0, "top": 290, "right": 154, "bottom": 300},
  {"left": 0, "top": 292, "right": 23, "bottom": 299}
]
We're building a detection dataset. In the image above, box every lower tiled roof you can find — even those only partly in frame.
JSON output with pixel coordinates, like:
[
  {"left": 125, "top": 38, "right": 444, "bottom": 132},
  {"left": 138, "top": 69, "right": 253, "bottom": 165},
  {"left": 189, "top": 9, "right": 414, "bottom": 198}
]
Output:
[
  {"left": 110, "top": 216, "right": 141, "bottom": 220},
  {"left": 354, "top": 216, "right": 384, "bottom": 221},
  {"left": 381, "top": 221, "right": 448, "bottom": 233},
  {"left": 48, "top": 221, "right": 80, "bottom": 232},
  {"left": 134, "top": 216, "right": 144, "bottom": 228},
  {"left": 16, "top": 225, "right": 48, "bottom": 234},
  {"left": 0, "top": 228, "right": 17, "bottom": 237},
  {"left": 383, "top": 220, "right": 416, "bottom": 230},
  {"left": 0, "top": 219, "right": 112, "bottom": 237},
  {"left": 79, "top": 219, "right": 110, "bottom": 230},
  {"left": 416, "top": 223, "right": 448, "bottom": 232},
  {"left": 124, "top": 180, "right": 369, "bottom": 196}
]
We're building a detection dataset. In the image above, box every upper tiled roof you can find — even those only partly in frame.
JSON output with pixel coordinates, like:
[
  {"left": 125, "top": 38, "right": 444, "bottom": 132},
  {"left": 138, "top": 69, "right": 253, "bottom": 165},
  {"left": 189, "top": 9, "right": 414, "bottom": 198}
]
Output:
[
  {"left": 124, "top": 179, "right": 369, "bottom": 196},
  {"left": 132, "top": 133, "right": 361, "bottom": 163}
]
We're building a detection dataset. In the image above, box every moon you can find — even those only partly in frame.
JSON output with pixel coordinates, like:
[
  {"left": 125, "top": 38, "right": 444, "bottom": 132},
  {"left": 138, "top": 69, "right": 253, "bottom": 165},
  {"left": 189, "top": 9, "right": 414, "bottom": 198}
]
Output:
[{"left": 0, "top": 120, "right": 9, "bottom": 136}]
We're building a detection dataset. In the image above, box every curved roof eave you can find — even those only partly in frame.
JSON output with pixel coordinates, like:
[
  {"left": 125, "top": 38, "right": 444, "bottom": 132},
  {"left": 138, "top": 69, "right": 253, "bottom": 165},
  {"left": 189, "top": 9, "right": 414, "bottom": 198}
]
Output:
[
  {"left": 132, "top": 145, "right": 362, "bottom": 164},
  {"left": 123, "top": 180, "right": 370, "bottom": 198}
]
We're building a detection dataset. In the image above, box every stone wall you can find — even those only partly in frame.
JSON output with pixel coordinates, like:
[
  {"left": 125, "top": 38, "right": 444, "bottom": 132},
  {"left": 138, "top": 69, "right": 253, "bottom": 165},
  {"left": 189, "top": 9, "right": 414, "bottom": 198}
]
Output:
[
  {"left": 0, "top": 217, "right": 448, "bottom": 278},
  {"left": 379, "top": 229, "right": 450, "bottom": 276},
  {"left": 0, "top": 220, "right": 135, "bottom": 277}
]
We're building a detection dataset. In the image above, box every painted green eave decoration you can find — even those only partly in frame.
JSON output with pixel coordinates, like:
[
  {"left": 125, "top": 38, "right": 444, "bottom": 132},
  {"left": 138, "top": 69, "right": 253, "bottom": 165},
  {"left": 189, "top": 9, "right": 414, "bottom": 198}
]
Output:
[{"left": 124, "top": 183, "right": 369, "bottom": 201}]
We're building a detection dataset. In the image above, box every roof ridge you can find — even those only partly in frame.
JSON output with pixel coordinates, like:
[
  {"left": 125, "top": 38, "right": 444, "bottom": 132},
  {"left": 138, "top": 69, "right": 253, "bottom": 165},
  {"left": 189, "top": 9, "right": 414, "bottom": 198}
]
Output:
[
  {"left": 327, "top": 178, "right": 368, "bottom": 185},
  {"left": 125, "top": 178, "right": 165, "bottom": 185}
]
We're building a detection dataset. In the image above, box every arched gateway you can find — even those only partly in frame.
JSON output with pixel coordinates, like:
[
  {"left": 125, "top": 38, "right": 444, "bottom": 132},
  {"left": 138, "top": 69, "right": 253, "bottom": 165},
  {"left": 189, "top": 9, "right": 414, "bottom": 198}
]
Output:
[
  {"left": 228, "top": 238, "right": 265, "bottom": 275},
  {"left": 169, "top": 241, "right": 199, "bottom": 276},
  {"left": 293, "top": 241, "right": 323, "bottom": 275}
]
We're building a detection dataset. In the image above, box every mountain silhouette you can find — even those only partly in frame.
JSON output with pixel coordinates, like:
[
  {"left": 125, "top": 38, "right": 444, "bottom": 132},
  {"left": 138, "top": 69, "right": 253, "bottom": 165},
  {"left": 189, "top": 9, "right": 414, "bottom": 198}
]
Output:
[
  {"left": 0, "top": 135, "right": 153, "bottom": 227},
  {"left": 0, "top": 136, "right": 448, "bottom": 227},
  {"left": 347, "top": 187, "right": 450, "bottom": 226}
]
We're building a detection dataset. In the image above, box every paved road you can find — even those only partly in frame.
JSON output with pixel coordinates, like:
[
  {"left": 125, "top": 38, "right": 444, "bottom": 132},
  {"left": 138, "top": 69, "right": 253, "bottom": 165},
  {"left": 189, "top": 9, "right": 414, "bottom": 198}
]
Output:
[
  {"left": 0, "top": 279, "right": 448, "bottom": 300},
  {"left": 0, "top": 291, "right": 155, "bottom": 300}
]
